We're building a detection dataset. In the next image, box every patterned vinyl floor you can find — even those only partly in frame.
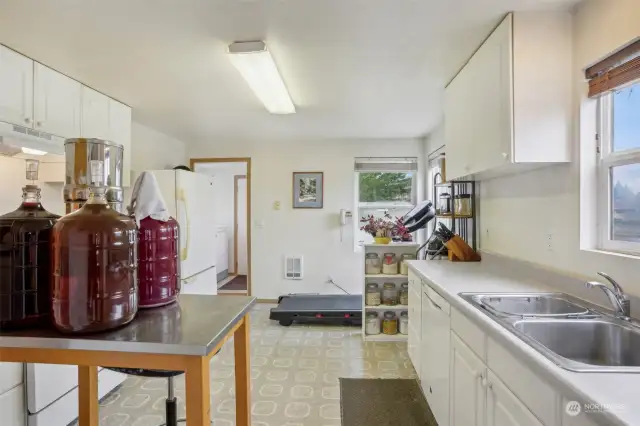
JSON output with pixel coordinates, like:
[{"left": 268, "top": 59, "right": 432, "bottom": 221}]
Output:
[{"left": 94, "top": 303, "right": 417, "bottom": 426}]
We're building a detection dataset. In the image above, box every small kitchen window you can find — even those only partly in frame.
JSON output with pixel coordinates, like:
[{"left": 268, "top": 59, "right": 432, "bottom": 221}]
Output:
[
  {"left": 592, "top": 40, "right": 640, "bottom": 254},
  {"left": 354, "top": 157, "right": 417, "bottom": 246}
]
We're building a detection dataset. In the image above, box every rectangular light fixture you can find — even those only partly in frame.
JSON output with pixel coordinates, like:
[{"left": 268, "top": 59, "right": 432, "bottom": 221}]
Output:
[
  {"left": 22, "top": 147, "right": 47, "bottom": 155},
  {"left": 228, "top": 41, "right": 295, "bottom": 114}
]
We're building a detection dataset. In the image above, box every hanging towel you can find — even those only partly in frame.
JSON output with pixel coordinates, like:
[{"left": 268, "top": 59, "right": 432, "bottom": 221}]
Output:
[{"left": 128, "top": 171, "right": 171, "bottom": 226}]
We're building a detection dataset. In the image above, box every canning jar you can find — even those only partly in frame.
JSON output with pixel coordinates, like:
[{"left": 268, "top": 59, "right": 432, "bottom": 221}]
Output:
[
  {"left": 365, "top": 283, "right": 381, "bottom": 306},
  {"left": 399, "top": 283, "right": 409, "bottom": 305},
  {"left": 365, "top": 312, "right": 380, "bottom": 335},
  {"left": 454, "top": 194, "right": 472, "bottom": 216},
  {"left": 381, "top": 253, "right": 398, "bottom": 275},
  {"left": 399, "top": 311, "right": 409, "bottom": 335},
  {"left": 365, "top": 253, "right": 381, "bottom": 275},
  {"left": 382, "top": 283, "right": 398, "bottom": 305},
  {"left": 400, "top": 253, "right": 415, "bottom": 275},
  {"left": 382, "top": 311, "right": 398, "bottom": 335}
]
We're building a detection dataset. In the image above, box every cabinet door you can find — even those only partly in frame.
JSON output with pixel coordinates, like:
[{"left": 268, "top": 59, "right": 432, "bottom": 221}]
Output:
[
  {"left": 81, "top": 86, "right": 110, "bottom": 139},
  {"left": 407, "top": 269, "right": 422, "bottom": 375},
  {"left": 0, "top": 384, "right": 25, "bottom": 426},
  {"left": 0, "top": 45, "right": 33, "bottom": 126},
  {"left": 420, "top": 290, "right": 431, "bottom": 391},
  {"left": 34, "top": 63, "right": 81, "bottom": 137},
  {"left": 444, "top": 61, "right": 473, "bottom": 180},
  {"left": 108, "top": 99, "right": 132, "bottom": 187},
  {"left": 486, "top": 370, "right": 543, "bottom": 426},
  {"left": 450, "top": 332, "right": 485, "bottom": 426}
]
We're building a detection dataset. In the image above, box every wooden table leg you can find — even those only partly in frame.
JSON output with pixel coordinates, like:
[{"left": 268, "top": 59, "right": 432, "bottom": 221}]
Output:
[
  {"left": 234, "top": 315, "right": 251, "bottom": 426},
  {"left": 78, "top": 365, "right": 99, "bottom": 426},
  {"left": 185, "top": 356, "right": 211, "bottom": 426}
]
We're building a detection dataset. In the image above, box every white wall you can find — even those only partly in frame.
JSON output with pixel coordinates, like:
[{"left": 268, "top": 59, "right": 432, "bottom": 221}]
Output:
[
  {"left": 478, "top": 0, "right": 640, "bottom": 295},
  {"left": 195, "top": 162, "right": 247, "bottom": 273},
  {"left": 189, "top": 138, "right": 422, "bottom": 299}
]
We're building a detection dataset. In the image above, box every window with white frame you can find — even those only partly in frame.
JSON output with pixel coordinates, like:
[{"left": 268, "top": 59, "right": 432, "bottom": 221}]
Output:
[
  {"left": 354, "top": 157, "right": 417, "bottom": 246},
  {"left": 597, "top": 80, "right": 640, "bottom": 253}
]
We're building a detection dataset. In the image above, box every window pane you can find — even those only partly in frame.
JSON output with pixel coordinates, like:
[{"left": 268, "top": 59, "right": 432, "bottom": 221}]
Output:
[
  {"left": 612, "top": 82, "right": 640, "bottom": 152},
  {"left": 611, "top": 163, "right": 640, "bottom": 242},
  {"left": 359, "top": 172, "right": 413, "bottom": 203}
]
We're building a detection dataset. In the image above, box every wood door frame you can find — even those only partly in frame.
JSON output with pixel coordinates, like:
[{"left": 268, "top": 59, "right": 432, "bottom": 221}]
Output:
[
  {"left": 190, "top": 157, "right": 252, "bottom": 296},
  {"left": 234, "top": 174, "right": 247, "bottom": 275}
]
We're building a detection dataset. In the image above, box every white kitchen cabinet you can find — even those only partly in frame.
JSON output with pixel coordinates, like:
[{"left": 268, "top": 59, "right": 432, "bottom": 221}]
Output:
[
  {"left": 445, "top": 11, "right": 572, "bottom": 180},
  {"left": 450, "top": 332, "right": 485, "bottom": 426},
  {"left": 0, "top": 45, "right": 33, "bottom": 127},
  {"left": 81, "top": 86, "right": 110, "bottom": 139},
  {"left": 407, "top": 269, "right": 422, "bottom": 376},
  {"left": 421, "top": 284, "right": 451, "bottom": 426},
  {"left": 0, "top": 384, "right": 25, "bottom": 426},
  {"left": 108, "top": 99, "right": 132, "bottom": 187},
  {"left": 0, "top": 362, "right": 23, "bottom": 395},
  {"left": 34, "top": 63, "right": 81, "bottom": 138},
  {"left": 486, "top": 370, "right": 543, "bottom": 426}
]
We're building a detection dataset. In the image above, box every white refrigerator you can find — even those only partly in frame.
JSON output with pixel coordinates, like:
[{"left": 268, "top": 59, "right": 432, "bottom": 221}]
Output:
[
  {"left": 151, "top": 169, "right": 219, "bottom": 295},
  {"left": 25, "top": 170, "right": 218, "bottom": 426}
]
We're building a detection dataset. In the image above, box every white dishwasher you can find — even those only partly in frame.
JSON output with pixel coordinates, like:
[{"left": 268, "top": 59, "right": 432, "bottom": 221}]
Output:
[{"left": 420, "top": 284, "right": 451, "bottom": 426}]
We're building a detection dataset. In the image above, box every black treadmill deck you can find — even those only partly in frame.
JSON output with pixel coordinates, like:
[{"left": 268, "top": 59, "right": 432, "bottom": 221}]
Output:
[{"left": 269, "top": 294, "right": 363, "bottom": 326}]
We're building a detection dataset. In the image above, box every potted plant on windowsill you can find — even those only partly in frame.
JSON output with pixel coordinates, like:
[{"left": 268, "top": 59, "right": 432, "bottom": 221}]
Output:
[{"left": 360, "top": 213, "right": 396, "bottom": 244}]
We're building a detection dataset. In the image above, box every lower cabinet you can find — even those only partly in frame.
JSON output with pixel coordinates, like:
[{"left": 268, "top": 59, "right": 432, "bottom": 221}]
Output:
[
  {"left": 450, "top": 333, "right": 485, "bottom": 426},
  {"left": 450, "top": 331, "right": 544, "bottom": 426},
  {"left": 486, "top": 370, "right": 543, "bottom": 426}
]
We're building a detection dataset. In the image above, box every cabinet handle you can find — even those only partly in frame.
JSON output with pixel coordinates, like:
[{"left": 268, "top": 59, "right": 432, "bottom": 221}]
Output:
[
  {"left": 429, "top": 297, "right": 442, "bottom": 311},
  {"left": 501, "top": 152, "right": 508, "bottom": 159},
  {"left": 24, "top": 117, "right": 31, "bottom": 124},
  {"left": 487, "top": 382, "right": 493, "bottom": 391},
  {"left": 36, "top": 121, "right": 43, "bottom": 127}
]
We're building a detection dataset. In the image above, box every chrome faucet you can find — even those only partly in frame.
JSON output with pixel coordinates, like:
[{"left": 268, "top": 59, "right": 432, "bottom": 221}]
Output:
[{"left": 585, "top": 272, "right": 631, "bottom": 318}]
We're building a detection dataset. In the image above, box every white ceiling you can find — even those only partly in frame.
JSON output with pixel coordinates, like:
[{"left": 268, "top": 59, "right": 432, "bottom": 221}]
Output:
[{"left": 0, "top": 0, "right": 579, "bottom": 143}]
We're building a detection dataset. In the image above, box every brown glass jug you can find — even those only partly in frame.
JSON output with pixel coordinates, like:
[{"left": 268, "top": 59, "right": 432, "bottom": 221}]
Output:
[{"left": 51, "top": 187, "right": 138, "bottom": 334}]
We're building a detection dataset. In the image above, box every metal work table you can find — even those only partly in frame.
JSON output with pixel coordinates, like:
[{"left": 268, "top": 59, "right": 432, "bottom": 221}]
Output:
[{"left": 0, "top": 295, "right": 256, "bottom": 426}]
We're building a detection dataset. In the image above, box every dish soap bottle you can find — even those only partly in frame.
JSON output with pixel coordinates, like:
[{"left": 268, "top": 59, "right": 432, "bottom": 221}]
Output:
[{"left": 0, "top": 160, "right": 60, "bottom": 330}]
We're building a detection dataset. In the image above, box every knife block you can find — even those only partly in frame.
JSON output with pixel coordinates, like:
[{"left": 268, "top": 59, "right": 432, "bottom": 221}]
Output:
[{"left": 445, "top": 235, "right": 481, "bottom": 262}]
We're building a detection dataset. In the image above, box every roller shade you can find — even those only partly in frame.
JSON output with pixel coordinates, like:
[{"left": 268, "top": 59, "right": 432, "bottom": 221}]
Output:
[
  {"left": 587, "top": 39, "right": 640, "bottom": 98},
  {"left": 355, "top": 157, "right": 418, "bottom": 172}
]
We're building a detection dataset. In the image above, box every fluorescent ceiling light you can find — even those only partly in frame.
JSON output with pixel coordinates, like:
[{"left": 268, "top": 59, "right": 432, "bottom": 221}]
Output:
[
  {"left": 228, "top": 41, "right": 295, "bottom": 114},
  {"left": 22, "top": 147, "right": 47, "bottom": 155}
]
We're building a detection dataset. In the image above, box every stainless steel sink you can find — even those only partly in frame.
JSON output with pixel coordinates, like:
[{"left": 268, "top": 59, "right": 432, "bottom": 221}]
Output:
[
  {"left": 462, "top": 292, "right": 593, "bottom": 318},
  {"left": 514, "top": 319, "right": 640, "bottom": 370},
  {"left": 460, "top": 292, "right": 640, "bottom": 372}
]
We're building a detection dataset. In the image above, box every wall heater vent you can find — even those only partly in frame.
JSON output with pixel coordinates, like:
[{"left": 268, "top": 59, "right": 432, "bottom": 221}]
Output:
[{"left": 285, "top": 255, "right": 303, "bottom": 280}]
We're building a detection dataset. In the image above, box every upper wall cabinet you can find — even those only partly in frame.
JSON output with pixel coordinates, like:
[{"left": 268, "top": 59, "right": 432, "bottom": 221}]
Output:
[
  {"left": 34, "top": 63, "right": 82, "bottom": 138},
  {"left": 81, "top": 86, "right": 110, "bottom": 139},
  {"left": 445, "top": 12, "right": 572, "bottom": 180},
  {"left": 0, "top": 46, "right": 34, "bottom": 127}
]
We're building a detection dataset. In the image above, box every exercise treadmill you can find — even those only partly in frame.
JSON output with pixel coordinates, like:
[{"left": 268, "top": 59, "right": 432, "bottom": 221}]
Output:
[{"left": 269, "top": 201, "right": 435, "bottom": 327}]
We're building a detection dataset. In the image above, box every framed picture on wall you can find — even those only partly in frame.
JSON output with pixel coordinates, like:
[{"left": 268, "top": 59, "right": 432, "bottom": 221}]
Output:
[{"left": 293, "top": 172, "right": 324, "bottom": 209}]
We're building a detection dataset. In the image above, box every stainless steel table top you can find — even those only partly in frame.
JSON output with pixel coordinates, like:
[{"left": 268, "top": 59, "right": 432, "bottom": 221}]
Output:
[{"left": 0, "top": 295, "right": 256, "bottom": 356}]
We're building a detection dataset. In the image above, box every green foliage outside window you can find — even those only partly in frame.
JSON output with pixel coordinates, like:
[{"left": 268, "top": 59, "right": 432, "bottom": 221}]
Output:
[{"left": 359, "top": 172, "right": 413, "bottom": 203}]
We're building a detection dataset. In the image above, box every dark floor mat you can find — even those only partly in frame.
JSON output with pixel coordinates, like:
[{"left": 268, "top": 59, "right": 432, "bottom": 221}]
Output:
[
  {"left": 340, "top": 378, "right": 437, "bottom": 426},
  {"left": 219, "top": 275, "right": 247, "bottom": 291}
]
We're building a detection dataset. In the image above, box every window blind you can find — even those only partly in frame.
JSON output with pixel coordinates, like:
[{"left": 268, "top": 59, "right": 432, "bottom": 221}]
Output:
[
  {"left": 587, "top": 39, "right": 640, "bottom": 98},
  {"left": 354, "top": 157, "right": 418, "bottom": 172}
]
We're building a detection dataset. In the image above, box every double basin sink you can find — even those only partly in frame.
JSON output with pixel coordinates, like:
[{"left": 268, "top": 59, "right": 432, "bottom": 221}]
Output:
[{"left": 460, "top": 293, "right": 640, "bottom": 373}]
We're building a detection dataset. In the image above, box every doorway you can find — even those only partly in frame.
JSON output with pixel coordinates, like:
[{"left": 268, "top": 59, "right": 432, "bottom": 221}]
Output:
[{"left": 190, "top": 158, "right": 251, "bottom": 296}]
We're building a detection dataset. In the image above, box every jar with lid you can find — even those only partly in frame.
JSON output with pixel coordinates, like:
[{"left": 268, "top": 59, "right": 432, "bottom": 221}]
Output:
[
  {"left": 365, "top": 312, "right": 381, "bottom": 335},
  {"left": 454, "top": 194, "right": 472, "bottom": 216},
  {"left": 382, "top": 311, "right": 398, "bottom": 335},
  {"left": 399, "top": 311, "right": 409, "bottom": 335},
  {"left": 400, "top": 253, "right": 415, "bottom": 275},
  {"left": 52, "top": 178, "right": 138, "bottom": 334},
  {"left": 365, "top": 283, "right": 381, "bottom": 306},
  {"left": 365, "top": 253, "right": 381, "bottom": 275},
  {"left": 438, "top": 192, "right": 451, "bottom": 214},
  {"left": 382, "top": 283, "right": 398, "bottom": 305},
  {"left": 381, "top": 253, "right": 398, "bottom": 275},
  {"left": 399, "top": 283, "right": 409, "bottom": 306}
]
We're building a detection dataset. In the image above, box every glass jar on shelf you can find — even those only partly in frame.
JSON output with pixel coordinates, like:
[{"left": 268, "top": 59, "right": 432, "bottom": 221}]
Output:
[
  {"left": 365, "top": 312, "right": 381, "bottom": 335},
  {"left": 382, "top": 311, "right": 398, "bottom": 335},
  {"left": 381, "top": 283, "right": 398, "bottom": 306},
  {"left": 399, "top": 311, "right": 409, "bottom": 335},
  {"left": 365, "top": 253, "right": 381, "bottom": 275},
  {"left": 381, "top": 253, "right": 398, "bottom": 275},
  {"left": 399, "top": 283, "right": 409, "bottom": 306},
  {"left": 400, "top": 253, "right": 415, "bottom": 275},
  {"left": 365, "top": 283, "right": 381, "bottom": 306},
  {"left": 454, "top": 194, "right": 472, "bottom": 216}
]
